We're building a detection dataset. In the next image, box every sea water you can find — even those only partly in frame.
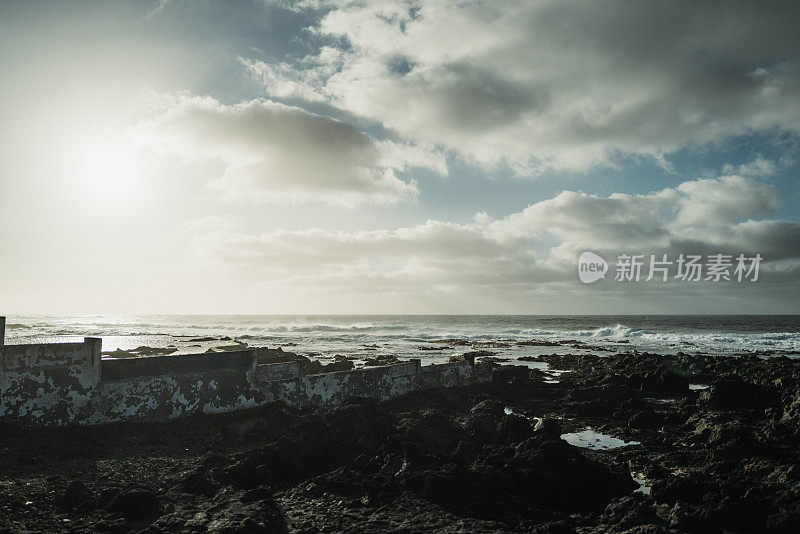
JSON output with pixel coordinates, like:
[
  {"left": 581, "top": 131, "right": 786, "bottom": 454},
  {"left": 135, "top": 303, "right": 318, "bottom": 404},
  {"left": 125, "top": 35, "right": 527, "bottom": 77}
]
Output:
[{"left": 3, "top": 315, "right": 799, "bottom": 364}]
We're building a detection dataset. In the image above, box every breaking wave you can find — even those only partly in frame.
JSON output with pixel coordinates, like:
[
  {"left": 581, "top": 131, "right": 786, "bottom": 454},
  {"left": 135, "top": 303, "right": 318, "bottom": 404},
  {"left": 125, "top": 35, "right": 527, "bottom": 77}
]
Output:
[{"left": 3, "top": 315, "right": 798, "bottom": 357}]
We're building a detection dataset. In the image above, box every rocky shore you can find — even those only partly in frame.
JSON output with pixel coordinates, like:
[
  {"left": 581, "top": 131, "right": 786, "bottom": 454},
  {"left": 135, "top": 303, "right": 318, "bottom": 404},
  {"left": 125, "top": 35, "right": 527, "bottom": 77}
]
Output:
[{"left": 1, "top": 351, "right": 799, "bottom": 533}]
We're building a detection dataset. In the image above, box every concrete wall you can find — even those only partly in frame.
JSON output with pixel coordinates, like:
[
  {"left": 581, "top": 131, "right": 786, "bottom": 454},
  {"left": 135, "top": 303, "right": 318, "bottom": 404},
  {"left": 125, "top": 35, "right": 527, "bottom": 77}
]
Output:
[
  {"left": 98, "top": 359, "right": 261, "bottom": 424},
  {"left": 0, "top": 318, "right": 491, "bottom": 427},
  {"left": 0, "top": 337, "right": 102, "bottom": 426}
]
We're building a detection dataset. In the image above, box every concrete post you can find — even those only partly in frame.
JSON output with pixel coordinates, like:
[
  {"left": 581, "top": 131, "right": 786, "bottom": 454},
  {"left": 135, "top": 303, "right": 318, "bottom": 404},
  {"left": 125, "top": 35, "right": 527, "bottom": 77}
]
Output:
[
  {"left": 245, "top": 348, "right": 261, "bottom": 388},
  {"left": 85, "top": 337, "right": 103, "bottom": 382},
  {"left": 0, "top": 316, "right": 5, "bottom": 381},
  {"left": 82, "top": 338, "right": 104, "bottom": 423}
]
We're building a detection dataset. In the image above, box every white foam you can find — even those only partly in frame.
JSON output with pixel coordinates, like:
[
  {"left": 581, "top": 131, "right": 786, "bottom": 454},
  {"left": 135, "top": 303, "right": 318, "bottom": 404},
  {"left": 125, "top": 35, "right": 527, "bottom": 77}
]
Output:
[{"left": 4, "top": 315, "right": 798, "bottom": 362}]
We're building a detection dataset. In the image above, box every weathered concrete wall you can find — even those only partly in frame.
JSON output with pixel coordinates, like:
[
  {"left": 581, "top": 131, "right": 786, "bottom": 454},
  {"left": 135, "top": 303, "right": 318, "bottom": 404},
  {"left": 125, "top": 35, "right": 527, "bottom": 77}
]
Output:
[
  {"left": 0, "top": 318, "right": 491, "bottom": 427},
  {"left": 93, "top": 357, "right": 490, "bottom": 424},
  {"left": 98, "top": 363, "right": 263, "bottom": 424},
  {"left": 258, "top": 360, "right": 423, "bottom": 407},
  {"left": 0, "top": 337, "right": 102, "bottom": 426}
]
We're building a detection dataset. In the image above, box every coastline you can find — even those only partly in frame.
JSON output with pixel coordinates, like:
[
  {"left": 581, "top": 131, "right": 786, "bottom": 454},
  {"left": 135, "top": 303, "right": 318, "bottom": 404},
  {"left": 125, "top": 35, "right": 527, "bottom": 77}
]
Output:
[
  {"left": 5, "top": 315, "right": 800, "bottom": 364},
  {"left": 2, "top": 349, "right": 799, "bottom": 532}
]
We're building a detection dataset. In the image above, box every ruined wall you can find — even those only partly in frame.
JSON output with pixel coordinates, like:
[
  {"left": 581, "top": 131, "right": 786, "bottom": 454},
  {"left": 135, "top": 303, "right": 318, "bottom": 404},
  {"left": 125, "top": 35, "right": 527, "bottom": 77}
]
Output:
[
  {"left": 258, "top": 360, "right": 420, "bottom": 407},
  {"left": 0, "top": 318, "right": 491, "bottom": 427},
  {"left": 257, "top": 359, "right": 484, "bottom": 407},
  {"left": 98, "top": 359, "right": 263, "bottom": 424},
  {"left": 0, "top": 337, "right": 102, "bottom": 426},
  {"left": 94, "top": 357, "right": 490, "bottom": 424}
]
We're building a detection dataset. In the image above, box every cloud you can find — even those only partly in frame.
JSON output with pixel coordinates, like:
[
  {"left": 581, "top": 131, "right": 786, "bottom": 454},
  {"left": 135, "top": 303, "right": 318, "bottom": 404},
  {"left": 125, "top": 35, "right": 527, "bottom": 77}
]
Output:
[
  {"left": 671, "top": 175, "right": 778, "bottom": 229},
  {"left": 132, "top": 93, "right": 445, "bottom": 206},
  {"left": 247, "top": 0, "right": 800, "bottom": 173},
  {"left": 185, "top": 175, "right": 800, "bottom": 304},
  {"left": 145, "top": 0, "right": 172, "bottom": 18},
  {"left": 722, "top": 157, "right": 779, "bottom": 177}
]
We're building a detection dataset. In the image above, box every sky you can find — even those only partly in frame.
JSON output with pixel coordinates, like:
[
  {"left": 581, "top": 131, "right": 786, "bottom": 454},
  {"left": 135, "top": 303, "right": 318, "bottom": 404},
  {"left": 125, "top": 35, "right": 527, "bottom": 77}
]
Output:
[{"left": 1, "top": 0, "right": 798, "bottom": 315}]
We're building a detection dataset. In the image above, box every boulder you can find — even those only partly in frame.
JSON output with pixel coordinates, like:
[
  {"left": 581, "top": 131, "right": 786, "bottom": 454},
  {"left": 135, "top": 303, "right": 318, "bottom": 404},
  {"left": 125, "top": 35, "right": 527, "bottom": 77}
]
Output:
[
  {"left": 176, "top": 469, "right": 220, "bottom": 497},
  {"left": 57, "top": 479, "right": 93, "bottom": 511},
  {"left": 699, "top": 377, "right": 778, "bottom": 411},
  {"left": 108, "top": 487, "right": 161, "bottom": 520},
  {"left": 496, "top": 413, "right": 534, "bottom": 443},
  {"left": 533, "top": 418, "right": 562, "bottom": 437}
]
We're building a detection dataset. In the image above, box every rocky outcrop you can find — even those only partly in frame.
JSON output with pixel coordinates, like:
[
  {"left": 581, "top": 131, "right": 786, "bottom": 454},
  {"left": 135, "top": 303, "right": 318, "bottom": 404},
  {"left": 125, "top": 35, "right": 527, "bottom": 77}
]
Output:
[{"left": 2, "top": 352, "right": 800, "bottom": 531}]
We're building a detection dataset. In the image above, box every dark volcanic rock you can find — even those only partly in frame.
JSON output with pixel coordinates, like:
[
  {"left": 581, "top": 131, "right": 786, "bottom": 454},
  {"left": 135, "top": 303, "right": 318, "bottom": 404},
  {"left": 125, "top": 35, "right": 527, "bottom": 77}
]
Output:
[
  {"left": 781, "top": 389, "right": 800, "bottom": 424},
  {"left": 108, "top": 487, "right": 161, "bottom": 520},
  {"left": 699, "top": 376, "right": 779, "bottom": 411},
  {"left": 254, "top": 347, "right": 305, "bottom": 365},
  {"left": 496, "top": 413, "right": 534, "bottom": 443},
  {"left": 465, "top": 350, "right": 498, "bottom": 358},
  {"left": 323, "top": 354, "right": 354, "bottom": 372},
  {"left": 467, "top": 400, "right": 506, "bottom": 442},
  {"left": 491, "top": 364, "right": 532, "bottom": 384},
  {"left": 651, "top": 473, "right": 715, "bottom": 505},
  {"left": 305, "top": 357, "right": 356, "bottom": 374},
  {"left": 638, "top": 367, "right": 690, "bottom": 396},
  {"left": 396, "top": 409, "right": 462, "bottom": 456},
  {"left": 176, "top": 468, "right": 220, "bottom": 497},
  {"left": 629, "top": 407, "right": 662, "bottom": 430},
  {"left": 470, "top": 399, "right": 506, "bottom": 419},
  {"left": 533, "top": 417, "right": 562, "bottom": 437},
  {"left": 599, "top": 493, "right": 665, "bottom": 531},
  {"left": 5, "top": 351, "right": 800, "bottom": 532},
  {"left": 363, "top": 354, "right": 401, "bottom": 366},
  {"left": 57, "top": 479, "right": 93, "bottom": 510}
]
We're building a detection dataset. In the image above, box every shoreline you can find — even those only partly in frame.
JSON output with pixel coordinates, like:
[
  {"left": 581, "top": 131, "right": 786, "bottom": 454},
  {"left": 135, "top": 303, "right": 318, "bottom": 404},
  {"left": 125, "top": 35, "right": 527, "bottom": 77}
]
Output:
[
  {"left": 2, "top": 350, "right": 799, "bottom": 532},
  {"left": 6, "top": 315, "right": 800, "bottom": 363}
]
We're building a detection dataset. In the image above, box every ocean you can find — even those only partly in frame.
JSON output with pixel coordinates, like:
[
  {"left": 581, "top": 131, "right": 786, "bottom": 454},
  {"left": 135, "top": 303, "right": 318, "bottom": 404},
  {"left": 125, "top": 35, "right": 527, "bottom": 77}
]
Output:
[{"left": 3, "top": 315, "right": 799, "bottom": 365}]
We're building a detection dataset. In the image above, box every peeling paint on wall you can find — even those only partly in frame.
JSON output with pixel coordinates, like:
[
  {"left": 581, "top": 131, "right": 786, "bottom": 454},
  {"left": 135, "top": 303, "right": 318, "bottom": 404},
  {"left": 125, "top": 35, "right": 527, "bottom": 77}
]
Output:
[
  {"left": 1, "top": 324, "right": 491, "bottom": 427},
  {"left": 0, "top": 336, "right": 102, "bottom": 426}
]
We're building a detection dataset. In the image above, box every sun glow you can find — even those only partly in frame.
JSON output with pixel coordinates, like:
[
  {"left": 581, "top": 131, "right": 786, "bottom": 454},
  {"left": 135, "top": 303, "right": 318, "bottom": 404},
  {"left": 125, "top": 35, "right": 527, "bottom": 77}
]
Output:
[{"left": 62, "top": 133, "right": 142, "bottom": 202}]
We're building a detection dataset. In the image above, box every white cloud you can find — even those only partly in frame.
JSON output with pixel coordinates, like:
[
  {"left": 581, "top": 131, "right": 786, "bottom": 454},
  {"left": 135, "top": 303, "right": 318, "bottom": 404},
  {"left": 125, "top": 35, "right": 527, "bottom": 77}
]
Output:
[
  {"left": 146, "top": 0, "right": 172, "bottom": 18},
  {"left": 247, "top": 0, "right": 800, "bottom": 173},
  {"left": 184, "top": 176, "right": 800, "bottom": 304},
  {"left": 671, "top": 175, "right": 778, "bottom": 230},
  {"left": 722, "top": 157, "right": 779, "bottom": 177},
  {"left": 132, "top": 93, "right": 445, "bottom": 206}
]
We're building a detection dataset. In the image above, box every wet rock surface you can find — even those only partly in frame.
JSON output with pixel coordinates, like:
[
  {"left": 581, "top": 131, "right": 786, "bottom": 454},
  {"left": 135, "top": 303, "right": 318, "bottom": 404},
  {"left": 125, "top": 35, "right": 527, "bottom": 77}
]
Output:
[{"left": 1, "top": 352, "right": 799, "bottom": 532}]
